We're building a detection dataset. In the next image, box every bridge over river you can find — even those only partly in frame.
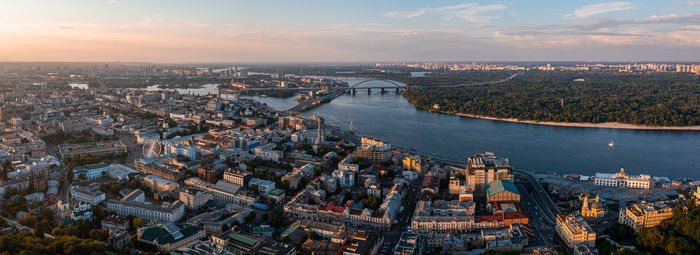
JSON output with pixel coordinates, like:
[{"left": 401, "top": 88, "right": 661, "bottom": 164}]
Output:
[
  {"left": 232, "top": 73, "right": 520, "bottom": 115},
  {"left": 233, "top": 73, "right": 520, "bottom": 94}
]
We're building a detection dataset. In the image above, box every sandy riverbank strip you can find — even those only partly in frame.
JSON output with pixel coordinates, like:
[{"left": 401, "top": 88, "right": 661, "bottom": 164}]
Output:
[{"left": 435, "top": 111, "right": 700, "bottom": 130}]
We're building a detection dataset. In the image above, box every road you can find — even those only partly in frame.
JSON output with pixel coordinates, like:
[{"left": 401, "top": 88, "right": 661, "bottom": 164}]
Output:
[
  {"left": 377, "top": 176, "right": 422, "bottom": 254},
  {"left": 0, "top": 215, "right": 33, "bottom": 233}
]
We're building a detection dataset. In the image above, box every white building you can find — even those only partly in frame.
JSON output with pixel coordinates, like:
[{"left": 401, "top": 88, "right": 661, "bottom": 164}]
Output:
[
  {"left": 73, "top": 163, "right": 109, "bottom": 180},
  {"left": 249, "top": 178, "right": 276, "bottom": 194},
  {"left": 254, "top": 144, "right": 282, "bottom": 162},
  {"left": 166, "top": 143, "right": 197, "bottom": 160},
  {"left": 332, "top": 169, "right": 355, "bottom": 188},
  {"left": 594, "top": 168, "right": 653, "bottom": 189},
  {"left": 338, "top": 156, "right": 359, "bottom": 172},
  {"left": 106, "top": 189, "right": 185, "bottom": 222},
  {"left": 108, "top": 164, "right": 137, "bottom": 182},
  {"left": 71, "top": 185, "right": 106, "bottom": 204}
]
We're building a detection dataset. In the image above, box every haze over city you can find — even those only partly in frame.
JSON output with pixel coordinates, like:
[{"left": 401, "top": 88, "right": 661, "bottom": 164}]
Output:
[{"left": 2, "top": 0, "right": 700, "bottom": 62}]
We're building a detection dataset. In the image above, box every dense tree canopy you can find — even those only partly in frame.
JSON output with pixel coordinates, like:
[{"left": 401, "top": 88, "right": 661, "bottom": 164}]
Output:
[
  {"left": 402, "top": 71, "right": 700, "bottom": 126},
  {"left": 635, "top": 201, "right": 700, "bottom": 254}
]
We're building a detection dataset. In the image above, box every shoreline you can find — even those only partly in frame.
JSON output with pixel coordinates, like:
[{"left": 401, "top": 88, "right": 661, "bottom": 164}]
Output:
[{"left": 433, "top": 111, "right": 700, "bottom": 131}]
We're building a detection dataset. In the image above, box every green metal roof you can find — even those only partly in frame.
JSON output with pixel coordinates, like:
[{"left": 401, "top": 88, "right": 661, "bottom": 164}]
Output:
[
  {"left": 139, "top": 224, "right": 203, "bottom": 245},
  {"left": 268, "top": 188, "right": 285, "bottom": 196},
  {"left": 228, "top": 233, "right": 259, "bottom": 246},
  {"left": 281, "top": 220, "right": 301, "bottom": 238},
  {"left": 486, "top": 180, "right": 519, "bottom": 197}
]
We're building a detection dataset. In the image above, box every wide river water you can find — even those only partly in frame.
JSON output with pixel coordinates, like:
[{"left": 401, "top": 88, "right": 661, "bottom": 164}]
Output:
[
  {"left": 244, "top": 79, "right": 700, "bottom": 179},
  {"left": 72, "top": 80, "right": 700, "bottom": 178}
]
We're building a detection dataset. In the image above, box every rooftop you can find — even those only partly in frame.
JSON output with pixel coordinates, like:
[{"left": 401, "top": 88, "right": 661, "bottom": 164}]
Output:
[{"left": 486, "top": 180, "right": 519, "bottom": 197}]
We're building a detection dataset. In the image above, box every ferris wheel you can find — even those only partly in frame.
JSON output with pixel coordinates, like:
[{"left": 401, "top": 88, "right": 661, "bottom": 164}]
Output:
[{"left": 142, "top": 140, "right": 161, "bottom": 158}]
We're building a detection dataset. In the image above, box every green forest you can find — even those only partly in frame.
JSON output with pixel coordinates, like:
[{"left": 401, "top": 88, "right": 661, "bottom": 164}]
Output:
[{"left": 402, "top": 71, "right": 700, "bottom": 126}]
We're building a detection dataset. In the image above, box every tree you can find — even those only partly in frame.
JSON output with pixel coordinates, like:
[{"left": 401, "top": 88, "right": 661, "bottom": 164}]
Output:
[
  {"left": 250, "top": 184, "right": 259, "bottom": 195},
  {"left": 363, "top": 195, "right": 381, "bottom": 210},
  {"left": 132, "top": 217, "right": 144, "bottom": 230},
  {"left": 67, "top": 168, "right": 74, "bottom": 183},
  {"left": 306, "top": 231, "right": 321, "bottom": 240},
  {"left": 245, "top": 211, "right": 257, "bottom": 223},
  {"left": 88, "top": 229, "right": 109, "bottom": 242},
  {"left": 343, "top": 192, "right": 353, "bottom": 203},
  {"left": 380, "top": 160, "right": 393, "bottom": 167},
  {"left": 222, "top": 224, "right": 229, "bottom": 232}
]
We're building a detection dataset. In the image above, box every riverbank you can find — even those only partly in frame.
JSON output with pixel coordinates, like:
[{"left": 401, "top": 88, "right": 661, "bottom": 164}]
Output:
[{"left": 438, "top": 111, "right": 700, "bottom": 130}]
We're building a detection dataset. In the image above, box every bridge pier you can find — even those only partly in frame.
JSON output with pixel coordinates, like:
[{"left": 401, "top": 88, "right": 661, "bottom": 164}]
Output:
[
  {"left": 395, "top": 87, "right": 400, "bottom": 94},
  {"left": 367, "top": 88, "right": 371, "bottom": 94},
  {"left": 381, "top": 88, "right": 385, "bottom": 93},
  {"left": 351, "top": 89, "right": 356, "bottom": 95}
]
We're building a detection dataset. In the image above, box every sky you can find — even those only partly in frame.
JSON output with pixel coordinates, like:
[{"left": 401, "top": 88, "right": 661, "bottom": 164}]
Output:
[{"left": 0, "top": 0, "right": 699, "bottom": 62}]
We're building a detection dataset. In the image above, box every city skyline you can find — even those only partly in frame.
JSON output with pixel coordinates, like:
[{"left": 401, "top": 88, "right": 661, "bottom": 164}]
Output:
[{"left": 1, "top": 0, "right": 700, "bottom": 62}]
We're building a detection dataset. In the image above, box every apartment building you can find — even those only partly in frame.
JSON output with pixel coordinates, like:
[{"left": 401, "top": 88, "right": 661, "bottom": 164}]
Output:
[
  {"left": 618, "top": 201, "right": 673, "bottom": 229},
  {"left": 223, "top": 169, "right": 251, "bottom": 186},
  {"left": 555, "top": 213, "right": 596, "bottom": 249},
  {"left": 178, "top": 189, "right": 213, "bottom": 209},
  {"left": 355, "top": 137, "right": 392, "bottom": 164},
  {"left": 466, "top": 152, "right": 513, "bottom": 195}
]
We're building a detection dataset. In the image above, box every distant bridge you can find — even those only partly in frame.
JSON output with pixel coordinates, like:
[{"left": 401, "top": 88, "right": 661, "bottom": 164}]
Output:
[
  {"left": 230, "top": 73, "right": 520, "bottom": 93},
  {"left": 350, "top": 79, "right": 404, "bottom": 88}
]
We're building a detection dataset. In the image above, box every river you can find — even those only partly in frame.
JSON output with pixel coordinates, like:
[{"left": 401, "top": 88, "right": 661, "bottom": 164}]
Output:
[{"left": 244, "top": 79, "right": 700, "bottom": 178}]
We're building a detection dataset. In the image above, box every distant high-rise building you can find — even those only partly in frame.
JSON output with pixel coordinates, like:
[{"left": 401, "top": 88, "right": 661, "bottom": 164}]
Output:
[{"left": 277, "top": 69, "right": 286, "bottom": 79}]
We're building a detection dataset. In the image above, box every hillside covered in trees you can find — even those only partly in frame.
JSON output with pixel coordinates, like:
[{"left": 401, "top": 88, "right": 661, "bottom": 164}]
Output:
[{"left": 402, "top": 71, "right": 700, "bottom": 126}]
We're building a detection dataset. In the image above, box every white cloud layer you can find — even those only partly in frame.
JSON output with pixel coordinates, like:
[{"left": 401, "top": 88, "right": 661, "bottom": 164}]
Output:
[
  {"left": 385, "top": 3, "right": 507, "bottom": 22},
  {"left": 568, "top": 2, "right": 634, "bottom": 18}
]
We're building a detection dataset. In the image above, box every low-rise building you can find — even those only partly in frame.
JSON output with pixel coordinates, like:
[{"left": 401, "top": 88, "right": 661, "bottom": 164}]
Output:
[
  {"left": 594, "top": 168, "right": 653, "bottom": 189},
  {"left": 223, "top": 169, "right": 251, "bottom": 186},
  {"left": 102, "top": 215, "right": 131, "bottom": 249},
  {"left": 618, "top": 200, "right": 674, "bottom": 229},
  {"left": 268, "top": 188, "right": 286, "bottom": 202},
  {"left": 486, "top": 180, "right": 520, "bottom": 203},
  {"left": 71, "top": 201, "right": 93, "bottom": 221},
  {"left": 143, "top": 174, "right": 180, "bottom": 192},
  {"left": 179, "top": 189, "right": 213, "bottom": 209},
  {"left": 393, "top": 232, "right": 420, "bottom": 255},
  {"left": 137, "top": 223, "right": 206, "bottom": 253},
  {"left": 59, "top": 140, "right": 127, "bottom": 159},
  {"left": 106, "top": 189, "right": 185, "bottom": 222},
  {"left": 73, "top": 163, "right": 109, "bottom": 180},
  {"left": 101, "top": 215, "right": 130, "bottom": 232},
  {"left": 70, "top": 185, "right": 106, "bottom": 204},
  {"left": 249, "top": 178, "right": 276, "bottom": 195}
]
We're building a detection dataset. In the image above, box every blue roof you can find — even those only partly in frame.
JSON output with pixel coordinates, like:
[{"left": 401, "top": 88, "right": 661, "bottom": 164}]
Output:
[{"left": 486, "top": 180, "right": 519, "bottom": 197}]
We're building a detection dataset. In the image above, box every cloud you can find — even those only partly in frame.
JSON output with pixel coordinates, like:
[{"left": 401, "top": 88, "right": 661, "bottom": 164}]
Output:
[
  {"left": 106, "top": 0, "right": 117, "bottom": 4},
  {"left": 568, "top": 13, "right": 700, "bottom": 30},
  {"left": 676, "top": 1, "right": 700, "bottom": 6},
  {"left": 385, "top": 3, "right": 507, "bottom": 22},
  {"left": 567, "top": 2, "right": 634, "bottom": 18}
]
